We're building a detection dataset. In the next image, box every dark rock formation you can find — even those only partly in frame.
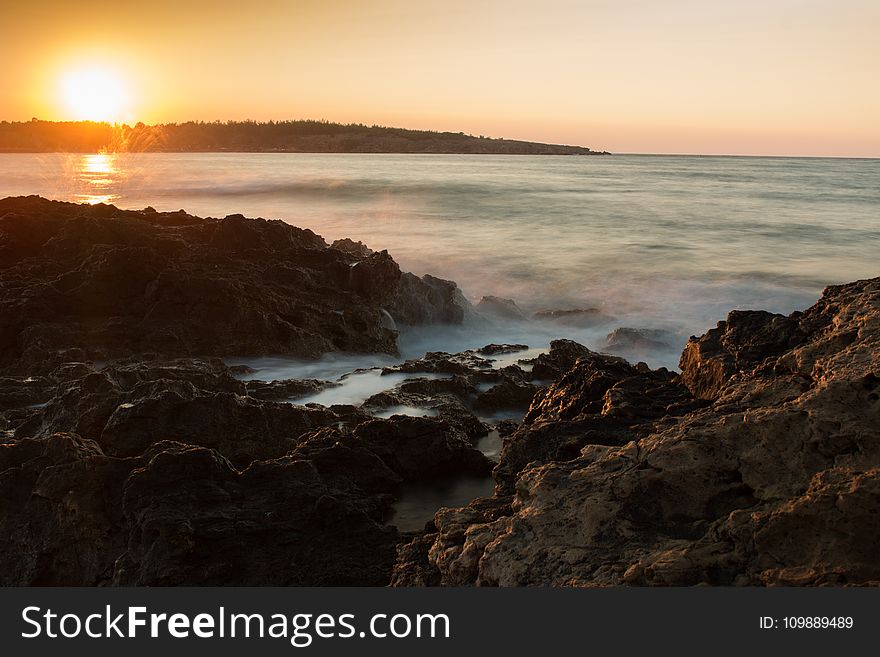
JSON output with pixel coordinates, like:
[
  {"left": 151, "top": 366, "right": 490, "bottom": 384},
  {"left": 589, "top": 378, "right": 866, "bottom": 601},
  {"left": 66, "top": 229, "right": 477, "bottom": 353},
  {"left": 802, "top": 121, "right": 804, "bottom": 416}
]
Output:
[
  {"left": 330, "top": 238, "right": 373, "bottom": 258},
  {"left": 346, "top": 417, "right": 490, "bottom": 480},
  {"left": 473, "top": 380, "right": 539, "bottom": 414},
  {"left": 678, "top": 309, "right": 805, "bottom": 400},
  {"left": 3, "top": 196, "right": 877, "bottom": 588},
  {"left": 0, "top": 405, "right": 492, "bottom": 585},
  {"left": 533, "top": 307, "right": 611, "bottom": 328},
  {"left": 113, "top": 442, "right": 401, "bottom": 586},
  {"left": 475, "top": 296, "right": 527, "bottom": 321},
  {"left": 605, "top": 327, "right": 674, "bottom": 355},
  {"left": 379, "top": 347, "right": 543, "bottom": 421},
  {"left": 0, "top": 196, "right": 469, "bottom": 374},
  {"left": 476, "top": 344, "right": 529, "bottom": 356},
  {"left": 12, "top": 359, "right": 346, "bottom": 468},
  {"left": 0, "top": 337, "right": 500, "bottom": 586},
  {"left": 528, "top": 338, "right": 595, "bottom": 380},
  {"left": 244, "top": 378, "right": 335, "bottom": 401},
  {"left": 494, "top": 350, "right": 701, "bottom": 492},
  {"left": 389, "top": 351, "right": 495, "bottom": 376},
  {"left": 0, "top": 432, "right": 401, "bottom": 586},
  {"left": 393, "top": 278, "right": 880, "bottom": 586},
  {"left": 390, "top": 273, "right": 470, "bottom": 325}
]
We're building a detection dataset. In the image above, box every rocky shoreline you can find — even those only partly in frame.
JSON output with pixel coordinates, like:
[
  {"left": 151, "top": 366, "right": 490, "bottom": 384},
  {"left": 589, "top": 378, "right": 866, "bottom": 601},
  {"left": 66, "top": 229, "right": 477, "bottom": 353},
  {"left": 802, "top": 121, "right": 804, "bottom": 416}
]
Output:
[{"left": 1, "top": 197, "right": 877, "bottom": 586}]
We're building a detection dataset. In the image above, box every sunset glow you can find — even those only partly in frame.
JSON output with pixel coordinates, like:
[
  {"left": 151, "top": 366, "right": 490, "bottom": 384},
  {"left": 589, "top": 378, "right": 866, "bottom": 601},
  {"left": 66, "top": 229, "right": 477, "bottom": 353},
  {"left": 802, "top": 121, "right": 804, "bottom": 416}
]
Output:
[
  {"left": 2, "top": 0, "right": 879, "bottom": 155},
  {"left": 59, "top": 67, "right": 128, "bottom": 122}
]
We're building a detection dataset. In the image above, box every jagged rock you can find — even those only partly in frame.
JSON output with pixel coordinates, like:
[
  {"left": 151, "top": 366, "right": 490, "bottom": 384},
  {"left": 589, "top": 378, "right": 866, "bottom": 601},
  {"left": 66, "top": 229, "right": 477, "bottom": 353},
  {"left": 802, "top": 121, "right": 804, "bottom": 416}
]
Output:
[
  {"left": 99, "top": 391, "right": 338, "bottom": 467},
  {"left": 475, "top": 296, "right": 527, "bottom": 321},
  {"left": 105, "top": 357, "right": 246, "bottom": 393},
  {"left": 473, "top": 380, "right": 538, "bottom": 414},
  {"left": 495, "top": 419, "right": 520, "bottom": 437},
  {"left": 0, "top": 375, "right": 53, "bottom": 410},
  {"left": 396, "top": 374, "right": 475, "bottom": 399},
  {"left": 0, "top": 433, "right": 136, "bottom": 585},
  {"left": 375, "top": 351, "right": 536, "bottom": 424},
  {"left": 533, "top": 307, "right": 610, "bottom": 327},
  {"left": 113, "top": 442, "right": 401, "bottom": 586},
  {"left": 394, "top": 278, "right": 880, "bottom": 586},
  {"left": 476, "top": 344, "right": 529, "bottom": 356},
  {"left": 390, "top": 495, "right": 513, "bottom": 586},
  {"left": 605, "top": 327, "right": 674, "bottom": 353},
  {"left": 389, "top": 351, "right": 494, "bottom": 375},
  {"left": 244, "top": 378, "right": 336, "bottom": 401},
  {"left": 290, "top": 427, "right": 403, "bottom": 494},
  {"left": 228, "top": 364, "right": 257, "bottom": 377},
  {"left": 679, "top": 310, "right": 805, "bottom": 400},
  {"left": 290, "top": 417, "right": 493, "bottom": 490},
  {"left": 389, "top": 273, "right": 471, "bottom": 325},
  {"left": 494, "top": 347, "right": 700, "bottom": 491},
  {"left": 0, "top": 196, "right": 466, "bottom": 373},
  {"left": 0, "top": 432, "right": 401, "bottom": 586},
  {"left": 350, "top": 417, "right": 492, "bottom": 480},
  {"left": 528, "top": 338, "right": 595, "bottom": 380},
  {"left": 390, "top": 532, "right": 443, "bottom": 586},
  {"left": 364, "top": 389, "right": 484, "bottom": 437},
  {"left": 331, "top": 238, "right": 373, "bottom": 258},
  {"left": 13, "top": 361, "right": 343, "bottom": 468}
]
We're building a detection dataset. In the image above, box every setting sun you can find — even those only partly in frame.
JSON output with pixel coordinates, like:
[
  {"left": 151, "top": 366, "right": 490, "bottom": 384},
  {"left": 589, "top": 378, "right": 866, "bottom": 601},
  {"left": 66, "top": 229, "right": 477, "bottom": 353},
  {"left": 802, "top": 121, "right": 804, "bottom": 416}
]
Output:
[{"left": 59, "top": 67, "right": 128, "bottom": 122}]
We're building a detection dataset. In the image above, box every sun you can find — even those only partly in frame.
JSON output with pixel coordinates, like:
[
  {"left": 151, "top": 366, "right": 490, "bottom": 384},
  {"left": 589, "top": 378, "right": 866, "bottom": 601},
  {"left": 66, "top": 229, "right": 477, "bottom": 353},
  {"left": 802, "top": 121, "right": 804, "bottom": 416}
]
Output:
[{"left": 60, "top": 67, "right": 129, "bottom": 123}]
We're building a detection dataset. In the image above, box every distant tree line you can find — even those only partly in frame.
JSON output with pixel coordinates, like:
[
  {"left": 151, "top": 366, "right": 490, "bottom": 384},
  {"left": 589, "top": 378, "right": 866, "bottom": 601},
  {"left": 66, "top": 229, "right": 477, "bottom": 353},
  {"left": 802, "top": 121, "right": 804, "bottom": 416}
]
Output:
[{"left": 0, "top": 119, "right": 605, "bottom": 155}]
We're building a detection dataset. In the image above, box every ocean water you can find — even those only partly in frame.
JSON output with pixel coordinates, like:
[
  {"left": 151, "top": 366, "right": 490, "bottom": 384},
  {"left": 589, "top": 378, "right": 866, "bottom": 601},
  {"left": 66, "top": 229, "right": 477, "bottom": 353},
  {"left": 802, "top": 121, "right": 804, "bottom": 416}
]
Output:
[
  {"left": 5, "top": 151, "right": 877, "bottom": 530},
  {"left": 2, "top": 152, "right": 878, "bottom": 371}
]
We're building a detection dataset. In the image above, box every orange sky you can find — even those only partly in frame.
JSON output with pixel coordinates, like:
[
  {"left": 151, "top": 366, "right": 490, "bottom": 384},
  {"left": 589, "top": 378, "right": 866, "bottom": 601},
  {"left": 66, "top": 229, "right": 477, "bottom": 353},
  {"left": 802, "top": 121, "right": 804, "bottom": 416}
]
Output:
[{"left": 3, "top": 0, "right": 879, "bottom": 156}]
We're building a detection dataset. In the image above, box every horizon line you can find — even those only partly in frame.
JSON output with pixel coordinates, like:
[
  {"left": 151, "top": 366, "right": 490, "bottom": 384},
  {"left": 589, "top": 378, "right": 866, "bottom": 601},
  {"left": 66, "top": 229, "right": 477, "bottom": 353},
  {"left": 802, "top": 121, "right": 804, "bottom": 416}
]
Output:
[{"left": 3, "top": 117, "right": 878, "bottom": 159}]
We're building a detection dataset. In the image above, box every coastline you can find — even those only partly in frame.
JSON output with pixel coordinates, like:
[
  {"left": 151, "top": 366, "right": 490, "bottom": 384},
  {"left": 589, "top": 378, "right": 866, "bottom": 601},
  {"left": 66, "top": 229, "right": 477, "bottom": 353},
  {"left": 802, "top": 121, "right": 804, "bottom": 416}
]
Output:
[
  {"left": 1, "top": 196, "right": 878, "bottom": 586},
  {"left": 0, "top": 120, "right": 608, "bottom": 155}
]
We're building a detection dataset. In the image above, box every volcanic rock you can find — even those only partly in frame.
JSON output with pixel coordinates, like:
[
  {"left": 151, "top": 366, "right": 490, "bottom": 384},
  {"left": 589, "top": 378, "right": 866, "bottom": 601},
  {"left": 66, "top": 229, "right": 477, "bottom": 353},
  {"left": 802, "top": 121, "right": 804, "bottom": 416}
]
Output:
[
  {"left": 0, "top": 196, "right": 469, "bottom": 373},
  {"left": 532, "top": 307, "right": 611, "bottom": 328},
  {"left": 350, "top": 416, "right": 491, "bottom": 480},
  {"left": 112, "top": 443, "right": 401, "bottom": 586},
  {"left": 12, "top": 360, "right": 347, "bottom": 468},
  {"left": 475, "top": 296, "right": 527, "bottom": 321},
  {"left": 473, "top": 380, "right": 539, "bottom": 414},
  {"left": 390, "top": 273, "right": 471, "bottom": 325},
  {"left": 528, "top": 338, "right": 596, "bottom": 380},
  {"left": 476, "top": 344, "right": 529, "bottom": 356},
  {"left": 244, "top": 378, "right": 336, "bottom": 402},
  {"left": 393, "top": 278, "right": 880, "bottom": 586},
  {"left": 605, "top": 327, "right": 674, "bottom": 352}
]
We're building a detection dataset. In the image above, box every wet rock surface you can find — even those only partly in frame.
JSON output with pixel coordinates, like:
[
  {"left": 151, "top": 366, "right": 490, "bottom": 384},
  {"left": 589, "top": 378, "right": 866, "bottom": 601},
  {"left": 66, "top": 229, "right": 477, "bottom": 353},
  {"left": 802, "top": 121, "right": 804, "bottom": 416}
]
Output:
[
  {"left": 475, "top": 296, "right": 527, "bottom": 321},
  {"left": 532, "top": 307, "right": 612, "bottom": 328},
  {"left": 0, "top": 326, "right": 532, "bottom": 585},
  {"left": 0, "top": 433, "right": 402, "bottom": 586},
  {"left": 3, "top": 197, "right": 877, "bottom": 587},
  {"left": 0, "top": 196, "right": 490, "bottom": 585},
  {"left": 605, "top": 327, "right": 676, "bottom": 360},
  {"left": 393, "top": 278, "right": 880, "bottom": 586},
  {"left": 0, "top": 196, "right": 469, "bottom": 374},
  {"left": 0, "top": 333, "right": 539, "bottom": 586},
  {"left": 0, "top": 359, "right": 498, "bottom": 585}
]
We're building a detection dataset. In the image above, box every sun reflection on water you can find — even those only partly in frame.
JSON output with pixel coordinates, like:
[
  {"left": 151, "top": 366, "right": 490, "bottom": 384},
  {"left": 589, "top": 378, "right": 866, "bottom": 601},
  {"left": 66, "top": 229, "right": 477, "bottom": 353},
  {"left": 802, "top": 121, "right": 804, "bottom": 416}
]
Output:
[{"left": 75, "top": 153, "right": 120, "bottom": 204}]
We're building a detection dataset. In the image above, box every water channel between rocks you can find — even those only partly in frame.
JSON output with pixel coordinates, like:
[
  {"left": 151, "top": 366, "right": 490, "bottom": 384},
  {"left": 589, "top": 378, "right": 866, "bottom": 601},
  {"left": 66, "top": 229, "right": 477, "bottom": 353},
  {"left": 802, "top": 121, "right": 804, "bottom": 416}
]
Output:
[{"left": 228, "top": 352, "right": 521, "bottom": 533}]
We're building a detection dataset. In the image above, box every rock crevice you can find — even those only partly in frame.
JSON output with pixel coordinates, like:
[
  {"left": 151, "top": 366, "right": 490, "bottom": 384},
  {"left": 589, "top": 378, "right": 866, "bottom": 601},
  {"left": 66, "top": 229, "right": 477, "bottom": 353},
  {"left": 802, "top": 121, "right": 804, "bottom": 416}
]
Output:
[{"left": 393, "top": 278, "right": 880, "bottom": 586}]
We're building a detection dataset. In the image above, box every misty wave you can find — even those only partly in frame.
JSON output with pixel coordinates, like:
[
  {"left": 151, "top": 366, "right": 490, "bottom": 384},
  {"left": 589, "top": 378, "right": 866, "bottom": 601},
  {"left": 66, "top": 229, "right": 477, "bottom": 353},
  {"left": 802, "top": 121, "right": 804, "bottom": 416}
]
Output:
[
  {"left": 1, "top": 151, "right": 877, "bottom": 369},
  {"left": 150, "top": 177, "right": 526, "bottom": 202}
]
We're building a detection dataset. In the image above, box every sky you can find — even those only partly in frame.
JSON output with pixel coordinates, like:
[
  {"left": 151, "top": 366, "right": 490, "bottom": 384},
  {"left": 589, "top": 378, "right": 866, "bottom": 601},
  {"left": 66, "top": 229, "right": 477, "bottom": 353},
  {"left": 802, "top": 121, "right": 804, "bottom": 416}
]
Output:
[{"left": 3, "top": 0, "right": 879, "bottom": 156}]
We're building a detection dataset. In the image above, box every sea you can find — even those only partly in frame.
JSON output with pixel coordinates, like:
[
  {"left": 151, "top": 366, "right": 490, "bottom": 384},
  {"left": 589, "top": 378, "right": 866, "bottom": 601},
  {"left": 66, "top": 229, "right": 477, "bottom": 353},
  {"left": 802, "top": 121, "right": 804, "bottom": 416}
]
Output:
[
  {"left": 2, "top": 152, "right": 877, "bottom": 365},
  {"left": 2, "top": 151, "right": 878, "bottom": 527}
]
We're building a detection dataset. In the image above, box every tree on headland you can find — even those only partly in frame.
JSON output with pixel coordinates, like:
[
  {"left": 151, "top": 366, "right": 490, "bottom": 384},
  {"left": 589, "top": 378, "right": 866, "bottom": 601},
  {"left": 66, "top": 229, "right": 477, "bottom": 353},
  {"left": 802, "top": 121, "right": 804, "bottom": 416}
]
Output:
[{"left": 0, "top": 120, "right": 605, "bottom": 154}]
